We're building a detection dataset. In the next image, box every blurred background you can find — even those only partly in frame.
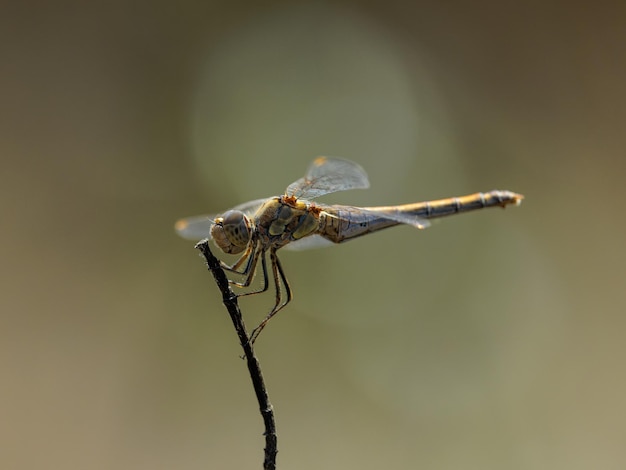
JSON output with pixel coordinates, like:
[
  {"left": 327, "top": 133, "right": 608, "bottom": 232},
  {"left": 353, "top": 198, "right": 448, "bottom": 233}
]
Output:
[{"left": 2, "top": 1, "right": 625, "bottom": 469}]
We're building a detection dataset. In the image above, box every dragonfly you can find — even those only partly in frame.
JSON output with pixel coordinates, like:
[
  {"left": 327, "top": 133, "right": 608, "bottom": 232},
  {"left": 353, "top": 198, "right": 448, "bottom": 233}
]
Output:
[{"left": 176, "top": 156, "right": 523, "bottom": 344}]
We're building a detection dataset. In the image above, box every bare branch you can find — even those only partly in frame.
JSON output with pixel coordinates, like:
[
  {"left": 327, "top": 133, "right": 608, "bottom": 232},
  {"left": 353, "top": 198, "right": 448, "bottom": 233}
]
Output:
[{"left": 195, "top": 240, "right": 278, "bottom": 470}]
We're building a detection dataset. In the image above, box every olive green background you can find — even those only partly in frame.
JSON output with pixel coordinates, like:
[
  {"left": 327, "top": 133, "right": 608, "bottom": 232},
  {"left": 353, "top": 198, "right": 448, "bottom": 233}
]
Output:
[{"left": 2, "top": 1, "right": 625, "bottom": 469}]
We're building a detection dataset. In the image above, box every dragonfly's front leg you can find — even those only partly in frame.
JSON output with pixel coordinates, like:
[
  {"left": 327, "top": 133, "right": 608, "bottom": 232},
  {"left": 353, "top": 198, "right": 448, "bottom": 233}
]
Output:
[
  {"left": 231, "top": 248, "right": 271, "bottom": 297},
  {"left": 220, "top": 241, "right": 256, "bottom": 275},
  {"left": 226, "top": 244, "right": 260, "bottom": 289},
  {"left": 218, "top": 241, "right": 265, "bottom": 295},
  {"left": 249, "top": 247, "right": 292, "bottom": 344}
]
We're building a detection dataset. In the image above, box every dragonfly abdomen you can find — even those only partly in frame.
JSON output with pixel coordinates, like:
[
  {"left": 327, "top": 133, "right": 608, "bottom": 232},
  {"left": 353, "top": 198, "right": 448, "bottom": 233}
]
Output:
[
  {"left": 421, "top": 190, "right": 522, "bottom": 218},
  {"left": 371, "top": 190, "right": 523, "bottom": 219}
]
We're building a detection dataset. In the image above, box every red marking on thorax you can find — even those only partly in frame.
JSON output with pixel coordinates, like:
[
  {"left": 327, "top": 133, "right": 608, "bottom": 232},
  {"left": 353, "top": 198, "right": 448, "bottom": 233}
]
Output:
[
  {"left": 282, "top": 195, "right": 298, "bottom": 206},
  {"left": 308, "top": 203, "right": 322, "bottom": 215}
]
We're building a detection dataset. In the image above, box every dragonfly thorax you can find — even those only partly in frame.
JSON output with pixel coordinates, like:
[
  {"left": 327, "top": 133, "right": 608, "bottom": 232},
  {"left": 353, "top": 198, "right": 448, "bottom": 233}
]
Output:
[{"left": 211, "top": 210, "right": 254, "bottom": 254}]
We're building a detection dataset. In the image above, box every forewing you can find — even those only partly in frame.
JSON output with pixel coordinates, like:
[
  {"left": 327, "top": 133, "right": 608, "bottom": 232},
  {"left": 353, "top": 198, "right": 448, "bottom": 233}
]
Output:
[
  {"left": 174, "top": 214, "right": 215, "bottom": 241},
  {"left": 230, "top": 197, "right": 270, "bottom": 214},
  {"left": 285, "top": 157, "right": 370, "bottom": 199},
  {"left": 174, "top": 197, "right": 269, "bottom": 241}
]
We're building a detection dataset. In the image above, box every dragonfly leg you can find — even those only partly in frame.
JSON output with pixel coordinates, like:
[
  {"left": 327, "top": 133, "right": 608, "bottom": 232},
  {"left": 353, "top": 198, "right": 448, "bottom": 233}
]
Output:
[
  {"left": 227, "top": 244, "right": 260, "bottom": 289},
  {"left": 221, "top": 242, "right": 256, "bottom": 275},
  {"left": 249, "top": 248, "right": 292, "bottom": 344},
  {"left": 221, "top": 241, "right": 269, "bottom": 294},
  {"left": 232, "top": 248, "right": 271, "bottom": 297}
]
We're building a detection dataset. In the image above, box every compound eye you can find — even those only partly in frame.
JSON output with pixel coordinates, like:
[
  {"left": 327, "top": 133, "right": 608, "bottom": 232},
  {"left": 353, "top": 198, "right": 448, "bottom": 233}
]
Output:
[
  {"left": 221, "top": 210, "right": 251, "bottom": 248},
  {"left": 222, "top": 210, "right": 244, "bottom": 227}
]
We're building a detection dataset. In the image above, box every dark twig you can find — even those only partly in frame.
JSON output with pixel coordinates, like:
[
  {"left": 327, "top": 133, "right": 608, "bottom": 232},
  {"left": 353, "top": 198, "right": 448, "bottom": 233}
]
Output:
[{"left": 195, "top": 240, "right": 278, "bottom": 470}]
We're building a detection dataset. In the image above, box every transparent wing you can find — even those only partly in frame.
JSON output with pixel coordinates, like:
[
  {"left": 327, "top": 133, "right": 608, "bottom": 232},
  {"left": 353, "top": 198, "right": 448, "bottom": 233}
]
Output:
[
  {"left": 283, "top": 207, "right": 431, "bottom": 250},
  {"left": 229, "top": 197, "right": 271, "bottom": 215},
  {"left": 174, "top": 197, "right": 269, "bottom": 241},
  {"left": 283, "top": 234, "right": 335, "bottom": 251},
  {"left": 174, "top": 214, "right": 215, "bottom": 241},
  {"left": 285, "top": 156, "right": 370, "bottom": 199},
  {"left": 359, "top": 207, "right": 431, "bottom": 229}
]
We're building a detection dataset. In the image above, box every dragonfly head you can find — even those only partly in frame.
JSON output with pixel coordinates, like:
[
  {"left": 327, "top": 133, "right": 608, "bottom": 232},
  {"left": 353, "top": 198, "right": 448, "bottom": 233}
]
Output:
[{"left": 211, "top": 210, "right": 253, "bottom": 254}]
